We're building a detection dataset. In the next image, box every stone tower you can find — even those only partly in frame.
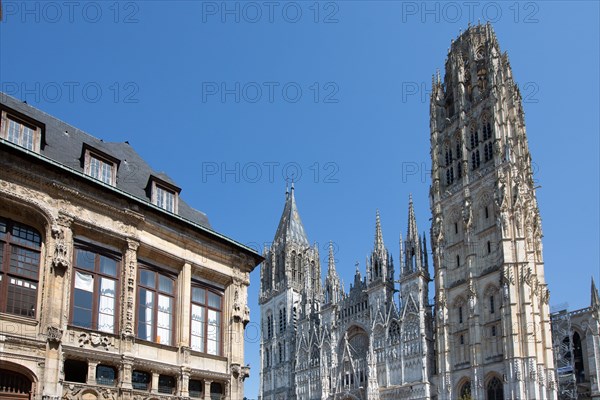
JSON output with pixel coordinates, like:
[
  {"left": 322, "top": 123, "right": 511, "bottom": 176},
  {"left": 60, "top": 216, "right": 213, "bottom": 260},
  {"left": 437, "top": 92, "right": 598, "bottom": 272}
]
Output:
[
  {"left": 398, "top": 195, "right": 434, "bottom": 397},
  {"left": 429, "top": 24, "right": 556, "bottom": 399},
  {"left": 259, "top": 185, "right": 321, "bottom": 400}
]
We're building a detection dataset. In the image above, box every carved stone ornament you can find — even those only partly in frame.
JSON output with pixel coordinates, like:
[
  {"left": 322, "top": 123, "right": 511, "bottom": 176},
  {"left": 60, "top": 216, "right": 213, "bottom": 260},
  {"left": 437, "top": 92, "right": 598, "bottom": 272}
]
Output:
[
  {"left": 513, "top": 359, "right": 522, "bottom": 381},
  {"left": 501, "top": 267, "right": 515, "bottom": 286},
  {"left": 61, "top": 385, "right": 82, "bottom": 400},
  {"left": 522, "top": 266, "right": 533, "bottom": 286},
  {"left": 541, "top": 288, "right": 550, "bottom": 305},
  {"left": 47, "top": 325, "right": 63, "bottom": 343},
  {"left": 231, "top": 363, "right": 251, "bottom": 382},
  {"left": 529, "top": 359, "right": 536, "bottom": 380},
  {"left": 78, "top": 332, "right": 113, "bottom": 351},
  {"left": 51, "top": 226, "right": 70, "bottom": 274}
]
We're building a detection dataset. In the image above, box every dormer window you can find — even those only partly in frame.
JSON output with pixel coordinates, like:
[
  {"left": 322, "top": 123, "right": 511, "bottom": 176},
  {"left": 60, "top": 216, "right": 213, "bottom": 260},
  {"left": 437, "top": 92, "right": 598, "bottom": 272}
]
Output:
[
  {"left": 148, "top": 176, "right": 180, "bottom": 213},
  {"left": 156, "top": 185, "right": 175, "bottom": 212},
  {"left": 1, "top": 111, "right": 42, "bottom": 152},
  {"left": 82, "top": 145, "right": 118, "bottom": 186}
]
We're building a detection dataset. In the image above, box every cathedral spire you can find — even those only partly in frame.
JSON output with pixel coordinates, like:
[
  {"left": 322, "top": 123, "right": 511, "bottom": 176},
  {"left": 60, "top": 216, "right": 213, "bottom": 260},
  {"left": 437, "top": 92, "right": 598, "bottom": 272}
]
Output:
[
  {"left": 374, "top": 209, "right": 384, "bottom": 253},
  {"left": 403, "top": 195, "right": 422, "bottom": 274},
  {"left": 328, "top": 241, "right": 335, "bottom": 272},
  {"left": 399, "top": 233, "right": 405, "bottom": 270},
  {"left": 407, "top": 194, "right": 419, "bottom": 242},
  {"left": 325, "top": 241, "right": 343, "bottom": 304},
  {"left": 273, "top": 184, "right": 309, "bottom": 247}
]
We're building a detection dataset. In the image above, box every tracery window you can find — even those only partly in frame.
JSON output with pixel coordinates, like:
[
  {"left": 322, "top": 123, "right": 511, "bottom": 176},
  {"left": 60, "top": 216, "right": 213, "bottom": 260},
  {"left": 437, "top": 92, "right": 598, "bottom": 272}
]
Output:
[{"left": 486, "top": 376, "right": 503, "bottom": 400}]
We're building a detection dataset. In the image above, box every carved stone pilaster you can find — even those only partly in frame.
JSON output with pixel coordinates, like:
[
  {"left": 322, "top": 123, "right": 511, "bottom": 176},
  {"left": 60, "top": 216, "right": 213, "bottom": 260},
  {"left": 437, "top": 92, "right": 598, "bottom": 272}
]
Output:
[{"left": 122, "top": 239, "right": 139, "bottom": 338}]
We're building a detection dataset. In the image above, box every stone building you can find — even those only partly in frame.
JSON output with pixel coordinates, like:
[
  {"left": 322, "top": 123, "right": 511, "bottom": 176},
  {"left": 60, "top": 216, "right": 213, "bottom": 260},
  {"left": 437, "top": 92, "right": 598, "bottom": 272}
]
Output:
[
  {"left": 258, "top": 23, "right": 594, "bottom": 400},
  {"left": 259, "top": 187, "right": 434, "bottom": 400},
  {"left": 0, "top": 92, "right": 262, "bottom": 400},
  {"left": 429, "top": 22, "right": 556, "bottom": 400},
  {"left": 550, "top": 281, "right": 600, "bottom": 400}
]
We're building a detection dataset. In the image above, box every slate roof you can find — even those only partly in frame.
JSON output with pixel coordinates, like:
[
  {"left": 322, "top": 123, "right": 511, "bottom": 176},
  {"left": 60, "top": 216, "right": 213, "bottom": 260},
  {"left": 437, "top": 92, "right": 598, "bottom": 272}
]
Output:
[{"left": 0, "top": 92, "right": 210, "bottom": 227}]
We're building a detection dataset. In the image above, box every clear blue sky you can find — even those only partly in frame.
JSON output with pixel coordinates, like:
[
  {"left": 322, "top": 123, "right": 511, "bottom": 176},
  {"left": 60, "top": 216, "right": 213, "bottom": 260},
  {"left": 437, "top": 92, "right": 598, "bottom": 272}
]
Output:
[{"left": 1, "top": 1, "right": 598, "bottom": 397}]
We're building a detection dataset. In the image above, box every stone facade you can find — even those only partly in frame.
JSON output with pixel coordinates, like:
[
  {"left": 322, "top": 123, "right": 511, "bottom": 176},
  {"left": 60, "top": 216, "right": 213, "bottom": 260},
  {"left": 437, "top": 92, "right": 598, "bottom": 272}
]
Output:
[
  {"left": 258, "top": 23, "right": 592, "bottom": 400},
  {"left": 259, "top": 188, "right": 433, "bottom": 400},
  {"left": 0, "top": 93, "right": 262, "bottom": 400},
  {"left": 430, "top": 23, "right": 556, "bottom": 400}
]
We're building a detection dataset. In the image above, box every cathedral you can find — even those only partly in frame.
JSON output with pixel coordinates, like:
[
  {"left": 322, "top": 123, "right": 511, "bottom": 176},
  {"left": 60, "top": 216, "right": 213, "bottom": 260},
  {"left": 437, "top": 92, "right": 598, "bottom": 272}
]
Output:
[{"left": 258, "top": 23, "right": 600, "bottom": 400}]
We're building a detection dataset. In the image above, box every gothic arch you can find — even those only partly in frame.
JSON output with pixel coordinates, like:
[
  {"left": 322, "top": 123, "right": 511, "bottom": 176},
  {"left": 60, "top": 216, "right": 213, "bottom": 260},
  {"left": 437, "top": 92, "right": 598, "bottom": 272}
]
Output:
[
  {"left": 484, "top": 374, "right": 504, "bottom": 400},
  {"left": 0, "top": 194, "right": 53, "bottom": 240},
  {"left": 456, "top": 377, "right": 472, "bottom": 399}
]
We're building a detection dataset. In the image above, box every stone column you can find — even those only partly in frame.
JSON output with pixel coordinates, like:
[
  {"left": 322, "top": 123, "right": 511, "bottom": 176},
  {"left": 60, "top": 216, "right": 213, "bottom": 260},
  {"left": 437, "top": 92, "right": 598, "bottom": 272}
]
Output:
[
  {"left": 43, "top": 212, "right": 73, "bottom": 399},
  {"left": 179, "top": 262, "right": 192, "bottom": 347},
  {"left": 87, "top": 360, "right": 99, "bottom": 385},
  {"left": 151, "top": 371, "right": 160, "bottom": 394},
  {"left": 180, "top": 367, "right": 190, "bottom": 398},
  {"left": 204, "top": 380, "right": 212, "bottom": 400},
  {"left": 121, "top": 356, "right": 134, "bottom": 390}
]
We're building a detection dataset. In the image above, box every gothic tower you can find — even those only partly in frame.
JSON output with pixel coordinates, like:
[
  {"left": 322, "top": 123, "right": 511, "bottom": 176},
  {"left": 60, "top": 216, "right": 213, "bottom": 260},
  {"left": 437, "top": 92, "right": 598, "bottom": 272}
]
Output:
[
  {"left": 366, "top": 211, "right": 395, "bottom": 310},
  {"left": 398, "top": 196, "right": 433, "bottom": 396},
  {"left": 259, "top": 186, "right": 321, "bottom": 400},
  {"left": 429, "top": 24, "right": 556, "bottom": 399}
]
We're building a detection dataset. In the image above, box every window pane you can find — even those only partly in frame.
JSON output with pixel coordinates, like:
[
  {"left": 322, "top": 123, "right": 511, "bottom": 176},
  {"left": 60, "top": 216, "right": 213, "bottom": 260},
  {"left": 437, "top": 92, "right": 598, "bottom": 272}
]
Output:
[
  {"left": 100, "top": 255, "right": 117, "bottom": 277},
  {"left": 96, "top": 365, "right": 117, "bottom": 386},
  {"left": 192, "top": 287, "right": 205, "bottom": 304},
  {"left": 90, "top": 157, "right": 100, "bottom": 179},
  {"left": 140, "top": 270, "right": 155, "bottom": 288},
  {"left": 208, "top": 292, "right": 221, "bottom": 309},
  {"left": 73, "top": 287, "right": 93, "bottom": 328},
  {"left": 157, "top": 294, "right": 172, "bottom": 345},
  {"left": 158, "top": 375, "right": 175, "bottom": 394},
  {"left": 22, "top": 126, "right": 34, "bottom": 150},
  {"left": 76, "top": 249, "right": 96, "bottom": 271},
  {"left": 165, "top": 191, "right": 174, "bottom": 212},
  {"left": 207, "top": 309, "right": 220, "bottom": 355},
  {"left": 10, "top": 246, "right": 40, "bottom": 279},
  {"left": 191, "top": 304, "right": 205, "bottom": 352},
  {"left": 7, "top": 277, "right": 37, "bottom": 317},
  {"left": 132, "top": 371, "right": 150, "bottom": 390},
  {"left": 137, "top": 288, "right": 154, "bottom": 341},
  {"left": 101, "top": 162, "right": 112, "bottom": 184},
  {"left": 0, "top": 242, "right": 4, "bottom": 266},
  {"left": 189, "top": 380, "right": 203, "bottom": 398},
  {"left": 11, "top": 223, "right": 41, "bottom": 247},
  {"left": 7, "top": 120, "right": 19, "bottom": 143},
  {"left": 74, "top": 271, "right": 94, "bottom": 292},
  {"left": 98, "top": 278, "right": 116, "bottom": 333},
  {"left": 159, "top": 274, "right": 173, "bottom": 294}
]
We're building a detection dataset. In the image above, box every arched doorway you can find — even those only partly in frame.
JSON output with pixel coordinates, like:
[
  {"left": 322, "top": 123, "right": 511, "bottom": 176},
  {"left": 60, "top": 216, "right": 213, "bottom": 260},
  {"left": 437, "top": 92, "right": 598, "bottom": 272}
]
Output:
[
  {"left": 486, "top": 376, "right": 503, "bottom": 400},
  {"left": 0, "top": 369, "right": 32, "bottom": 399}
]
